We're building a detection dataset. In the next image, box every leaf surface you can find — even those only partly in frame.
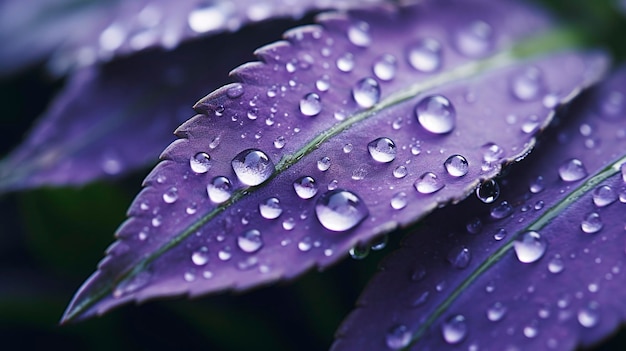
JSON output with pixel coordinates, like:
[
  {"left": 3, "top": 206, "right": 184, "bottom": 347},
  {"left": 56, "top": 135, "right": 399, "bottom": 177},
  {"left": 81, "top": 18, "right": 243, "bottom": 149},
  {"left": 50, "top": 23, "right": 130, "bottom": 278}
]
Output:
[
  {"left": 61, "top": 0, "right": 607, "bottom": 323},
  {"left": 332, "top": 67, "right": 626, "bottom": 350}
]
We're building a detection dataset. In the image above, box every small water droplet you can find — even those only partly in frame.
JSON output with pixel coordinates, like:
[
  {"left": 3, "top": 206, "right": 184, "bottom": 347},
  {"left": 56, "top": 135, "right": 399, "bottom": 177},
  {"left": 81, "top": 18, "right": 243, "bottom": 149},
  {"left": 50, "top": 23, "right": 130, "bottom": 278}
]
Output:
[
  {"left": 511, "top": 67, "right": 544, "bottom": 101},
  {"left": 231, "top": 149, "right": 274, "bottom": 186},
  {"left": 349, "top": 244, "right": 370, "bottom": 259},
  {"left": 581, "top": 212, "right": 603, "bottom": 234},
  {"left": 415, "top": 95, "right": 456, "bottom": 134},
  {"left": 466, "top": 217, "right": 483, "bottom": 234},
  {"left": 371, "top": 235, "right": 388, "bottom": 251},
  {"left": 317, "top": 156, "right": 331, "bottom": 171},
  {"left": 163, "top": 187, "right": 178, "bottom": 204},
  {"left": 393, "top": 165, "right": 408, "bottom": 179},
  {"left": 455, "top": 20, "right": 493, "bottom": 57},
  {"left": 190, "top": 152, "right": 211, "bottom": 173},
  {"left": 599, "top": 90, "right": 624, "bottom": 119},
  {"left": 343, "top": 143, "right": 353, "bottom": 153},
  {"left": 490, "top": 201, "right": 513, "bottom": 219},
  {"left": 548, "top": 256, "right": 565, "bottom": 274},
  {"left": 259, "top": 197, "right": 282, "bottom": 219},
  {"left": 534, "top": 200, "right": 545, "bottom": 210},
  {"left": 299, "top": 92, "right": 322, "bottom": 116},
  {"left": 238, "top": 229, "right": 263, "bottom": 253},
  {"left": 274, "top": 136, "right": 286, "bottom": 149},
  {"left": 336, "top": 53, "right": 355, "bottom": 72},
  {"left": 368, "top": 137, "right": 396, "bottom": 163},
  {"left": 373, "top": 54, "right": 397, "bottom": 81},
  {"left": 282, "top": 217, "right": 296, "bottom": 230},
  {"left": 578, "top": 302, "right": 600, "bottom": 328},
  {"left": 476, "top": 179, "right": 500, "bottom": 203},
  {"left": 352, "top": 77, "right": 380, "bottom": 108},
  {"left": 530, "top": 175, "right": 545, "bottom": 193},
  {"left": 315, "top": 189, "right": 369, "bottom": 232},
  {"left": 592, "top": 185, "right": 618, "bottom": 207},
  {"left": 218, "top": 246, "right": 232, "bottom": 261},
  {"left": 298, "top": 236, "right": 312, "bottom": 252},
  {"left": 226, "top": 83, "right": 244, "bottom": 98},
  {"left": 523, "top": 323, "right": 538, "bottom": 338},
  {"left": 191, "top": 247, "right": 209, "bottom": 266},
  {"left": 327, "top": 179, "right": 338, "bottom": 190},
  {"left": 558, "top": 158, "right": 587, "bottom": 182},
  {"left": 494, "top": 228, "right": 507, "bottom": 241},
  {"left": 293, "top": 176, "right": 318, "bottom": 199},
  {"left": 390, "top": 192, "right": 408, "bottom": 210},
  {"left": 481, "top": 143, "right": 504, "bottom": 163},
  {"left": 207, "top": 176, "right": 232, "bottom": 203},
  {"left": 447, "top": 245, "right": 471, "bottom": 269},
  {"left": 441, "top": 314, "right": 467, "bottom": 344},
  {"left": 444, "top": 155, "right": 469, "bottom": 177},
  {"left": 521, "top": 115, "right": 541, "bottom": 134},
  {"left": 386, "top": 324, "right": 411, "bottom": 350},
  {"left": 414, "top": 172, "right": 445, "bottom": 194},
  {"left": 514, "top": 231, "right": 548, "bottom": 263},
  {"left": 347, "top": 21, "right": 371, "bottom": 47},
  {"left": 487, "top": 302, "right": 507, "bottom": 322},
  {"left": 407, "top": 38, "right": 442, "bottom": 72},
  {"left": 315, "top": 75, "right": 330, "bottom": 92},
  {"left": 151, "top": 215, "right": 162, "bottom": 227}
]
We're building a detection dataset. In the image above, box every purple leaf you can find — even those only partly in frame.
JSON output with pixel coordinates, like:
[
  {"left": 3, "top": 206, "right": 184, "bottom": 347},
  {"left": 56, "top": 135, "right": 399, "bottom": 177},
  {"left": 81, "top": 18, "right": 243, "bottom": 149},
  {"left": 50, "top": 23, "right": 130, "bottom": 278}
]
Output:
[
  {"left": 61, "top": 0, "right": 607, "bottom": 323},
  {"left": 331, "top": 68, "right": 626, "bottom": 350},
  {"left": 0, "top": 0, "right": 383, "bottom": 76}
]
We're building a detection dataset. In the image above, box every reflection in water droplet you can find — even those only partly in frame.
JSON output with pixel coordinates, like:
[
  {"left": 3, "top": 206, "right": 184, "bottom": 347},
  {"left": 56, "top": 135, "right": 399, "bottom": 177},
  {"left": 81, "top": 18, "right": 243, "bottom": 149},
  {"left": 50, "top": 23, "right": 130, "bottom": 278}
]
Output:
[
  {"left": 407, "top": 38, "right": 442, "bottom": 72},
  {"left": 390, "top": 192, "right": 408, "bottom": 210},
  {"left": 511, "top": 67, "right": 543, "bottom": 101},
  {"left": 414, "top": 172, "right": 445, "bottom": 194},
  {"left": 315, "top": 189, "right": 369, "bottom": 232},
  {"left": 415, "top": 95, "right": 456, "bottom": 134},
  {"left": 336, "top": 53, "right": 355, "bottom": 72},
  {"left": 393, "top": 165, "right": 408, "bottom": 179},
  {"left": 386, "top": 324, "right": 411, "bottom": 350},
  {"left": 529, "top": 175, "right": 545, "bottom": 193},
  {"left": 441, "top": 314, "right": 467, "bottom": 344},
  {"left": 592, "top": 185, "right": 618, "bottom": 207},
  {"left": 494, "top": 228, "right": 507, "bottom": 241},
  {"left": 349, "top": 244, "right": 370, "bottom": 260},
  {"left": 163, "top": 187, "right": 178, "bottom": 204},
  {"left": 373, "top": 54, "right": 397, "bottom": 81},
  {"left": 231, "top": 149, "right": 274, "bottom": 186},
  {"left": 581, "top": 212, "right": 603, "bottom": 234},
  {"left": 191, "top": 247, "right": 209, "bottom": 266},
  {"left": 481, "top": 142, "right": 504, "bottom": 163},
  {"left": 447, "top": 246, "right": 471, "bottom": 269},
  {"left": 347, "top": 21, "right": 371, "bottom": 47},
  {"left": 190, "top": 152, "right": 211, "bottom": 173},
  {"left": 578, "top": 302, "right": 600, "bottom": 328},
  {"left": 490, "top": 201, "right": 513, "bottom": 219},
  {"left": 293, "top": 176, "right": 318, "bottom": 199},
  {"left": 514, "top": 231, "right": 548, "bottom": 263},
  {"left": 207, "top": 176, "right": 232, "bottom": 203},
  {"left": 299, "top": 93, "right": 322, "bottom": 116},
  {"left": 444, "top": 155, "right": 469, "bottom": 177},
  {"left": 368, "top": 137, "right": 396, "bottom": 163},
  {"left": 259, "top": 197, "right": 282, "bottom": 219},
  {"left": 558, "top": 158, "right": 587, "bottom": 182},
  {"left": 238, "top": 229, "right": 263, "bottom": 253},
  {"left": 455, "top": 20, "right": 493, "bottom": 57},
  {"left": 317, "top": 156, "right": 331, "bottom": 171},
  {"left": 352, "top": 77, "right": 381, "bottom": 108},
  {"left": 476, "top": 179, "right": 500, "bottom": 203},
  {"left": 487, "top": 302, "right": 507, "bottom": 322},
  {"left": 274, "top": 136, "right": 286, "bottom": 149}
]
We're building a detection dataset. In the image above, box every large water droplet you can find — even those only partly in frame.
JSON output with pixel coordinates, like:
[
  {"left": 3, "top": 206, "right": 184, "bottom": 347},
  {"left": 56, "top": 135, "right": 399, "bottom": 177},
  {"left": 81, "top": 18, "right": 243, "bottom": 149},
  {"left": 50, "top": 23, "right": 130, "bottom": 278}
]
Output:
[
  {"left": 207, "top": 176, "right": 233, "bottom": 203},
  {"left": 511, "top": 66, "right": 544, "bottom": 101},
  {"left": 190, "top": 152, "right": 211, "bottom": 173},
  {"left": 368, "top": 137, "right": 396, "bottom": 163},
  {"left": 447, "top": 245, "right": 471, "bottom": 269},
  {"left": 315, "top": 189, "right": 368, "bottom": 232},
  {"left": 581, "top": 212, "right": 603, "bottom": 234},
  {"left": 415, "top": 95, "right": 456, "bottom": 134},
  {"left": 441, "top": 314, "right": 467, "bottom": 344},
  {"left": 455, "top": 20, "right": 493, "bottom": 57},
  {"left": 352, "top": 77, "right": 380, "bottom": 108},
  {"left": 373, "top": 54, "right": 397, "bottom": 81},
  {"left": 336, "top": 53, "right": 355, "bottom": 72},
  {"left": 299, "top": 92, "right": 322, "bottom": 116},
  {"left": 390, "top": 192, "right": 408, "bottom": 210},
  {"left": 347, "top": 21, "right": 371, "bottom": 47},
  {"left": 414, "top": 172, "right": 445, "bottom": 194},
  {"left": 490, "top": 201, "right": 513, "bottom": 219},
  {"left": 578, "top": 302, "right": 600, "bottom": 328},
  {"left": 407, "top": 38, "right": 442, "bottom": 72},
  {"left": 592, "top": 185, "right": 618, "bottom": 207},
  {"left": 238, "top": 229, "right": 263, "bottom": 253},
  {"left": 486, "top": 302, "right": 507, "bottom": 322},
  {"left": 386, "top": 324, "right": 411, "bottom": 350},
  {"left": 514, "top": 231, "right": 548, "bottom": 263},
  {"left": 293, "top": 176, "right": 318, "bottom": 199},
  {"left": 259, "top": 197, "right": 282, "bottom": 219},
  {"left": 163, "top": 187, "right": 178, "bottom": 204},
  {"left": 231, "top": 149, "right": 274, "bottom": 186},
  {"left": 191, "top": 247, "right": 209, "bottom": 266},
  {"left": 558, "top": 158, "right": 587, "bottom": 182},
  {"left": 444, "top": 155, "right": 469, "bottom": 177},
  {"left": 476, "top": 179, "right": 500, "bottom": 203}
]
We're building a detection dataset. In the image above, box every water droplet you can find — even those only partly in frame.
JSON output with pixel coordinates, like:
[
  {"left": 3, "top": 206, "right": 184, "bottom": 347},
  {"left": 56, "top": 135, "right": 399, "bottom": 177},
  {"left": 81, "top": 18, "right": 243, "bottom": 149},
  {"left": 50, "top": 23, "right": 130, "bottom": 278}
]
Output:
[
  {"left": 151, "top": 215, "right": 162, "bottom": 227},
  {"left": 386, "top": 324, "right": 411, "bottom": 350},
  {"left": 599, "top": 90, "right": 624, "bottom": 119},
  {"left": 317, "top": 156, "right": 331, "bottom": 171},
  {"left": 226, "top": 83, "right": 244, "bottom": 98},
  {"left": 415, "top": 95, "right": 456, "bottom": 134},
  {"left": 282, "top": 217, "right": 295, "bottom": 230},
  {"left": 414, "top": 172, "right": 445, "bottom": 194},
  {"left": 521, "top": 115, "right": 541, "bottom": 134},
  {"left": 191, "top": 247, "right": 209, "bottom": 266},
  {"left": 368, "top": 137, "right": 396, "bottom": 163},
  {"left": 411, "top": 291, "right": 430, "bottom": 307},
  {"left": 476, "top": 179, "right": 499, "bottom": 203},
  {"left": 466, "top": 217, "right": 483, "bottom": 234},
  {"left": 548, "top": 256, "right": 564, "bottom": 274},
  {"left": 207, "top": 176, "right": 232, "bottom": 203},
  {"left": 511, "top": 67, "right": 544, "bottom": 101},
  {"left": 390, "top": 192, "right": 408, "bottom": 210},
  {"left": 371, "top": 235, "right": 388, "bottom": 251},
  {"left": 327, "top": 179, "right": 338, "bottom": 190},
  {"left": 486, "top": 302, "right": 507, "bottom": 322},
  {"left": 441, "top": 314, "right": 467, "bottom": 344},
  {"left": 315, "top": 189, "right": 369, "bottom": 232},
  {"left": 444, "top": 155, "right": 469, "bottom": 177},
  {"left": 534, "top": 200, "right": 545, "bottom": 210},
  {"left": 523, "top": 323, "right": 538, "bottom": 338},
  {"left": 490, "top": 201, "right": 513, "bottom": 219},
  {"left": 163, "top": 187, "right": 178, "bottom": 204},
  {"left": 343, "top": 143, "right": 353, "bottom": 153},
  {"left": 190, "top": 152, "right": 211, "bottom": 173},
  {"left": 188, "top": 3, "right": 228, "bottom": 33},
  {"left": 299, "top": 92, "right": 322, "bottom": 116},
  {"left": 218, "top": 246, "right": 232, "bottom": 261},
  {"left": 336, "top": 53, "right": 355, "bottom": 72},
  {"left": 293, "top": 176, "right": 318, "bottom": 199},
  {"left": 581, "top": 212, "right": 603, "bottom": 234},
  {"left": 347, "top": 21, "right": 371, "bottom": 47},
  {"left": 558, "top": 158, "right": 587, "bottom": 182},
  {"left": 529, "top": 175, "right": 545, "bottom": 193},
  {"left": 592, "top": 185, "right": 618, "bottom": 207},
  {"left": 274, "top": 136, "right": 286, "bottom": 149},
  {"left": 578, "top": 302, "right": 600, "bottom": 328},
  {"left": 494, "top": 228, "right": 507, "bottom": 241},
  {"left": 315, "top": 75, "right": 330, "bottom": 92},
  {"left": 407, "top": 38, "right": 442, "bottom": 72},
  {"left": 373, "top": 54, "right": 397, "bottom": 81},
  {"left": 447, "top": 245, "right": 471, "bottom": 269},
  {"left": 238, "top": 229, "right": 263, "bottom": 253},
  {"left": 352, "top": 77, "right": 380, "bottom": 108},
  {"left": 481, "top": 142, "right": 504, "bottom": 163},
  {"left": 393, "top": 166, "right": 408, "bottom": 178},
  {"left": 231, "top": 149, "right": 274, "bottom": 186},
  {"left": 349, "top": 244, "right": 370, "bottom": 259},
  {"left": 514, "top": 231, "right": 548, "bottom": 263},
  {"left": 259, "top": 197, "right": 282, "bottom": 219},
  {"left": 455, "top": 20, "right": 493, "bottom": 57}
]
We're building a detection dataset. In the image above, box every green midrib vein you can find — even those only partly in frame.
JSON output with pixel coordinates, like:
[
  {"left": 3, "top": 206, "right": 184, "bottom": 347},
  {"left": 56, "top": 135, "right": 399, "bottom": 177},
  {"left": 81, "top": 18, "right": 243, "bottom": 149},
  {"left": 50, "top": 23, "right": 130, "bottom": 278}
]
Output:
[{"left": 62, "top": 27, "right": 585, "bottom": 323}]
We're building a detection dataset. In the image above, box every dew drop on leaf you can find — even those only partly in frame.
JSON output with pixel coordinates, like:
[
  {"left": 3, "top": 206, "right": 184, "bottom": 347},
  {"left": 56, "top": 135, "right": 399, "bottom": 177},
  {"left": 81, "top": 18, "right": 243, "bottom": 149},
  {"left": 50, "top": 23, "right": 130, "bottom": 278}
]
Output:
[
  {"left": 407, "top": 38, "right": 442, "bottom": 72},
  {"left": 259, "top": 197, "right": 282, "bottom": 220},
  {"left": 386, "top": 324, "right": 411, "bottom": 350},
  {"left": 218, "top": 246, "right": 232, "bottom": 261},
  {"left": 237, "top": 229, "right": 263, "bottom": 253},
  {"left": 226, "top": 83, "right": 244, "bottom": 98},
  {"left": 191, "top": 247, "right": 209, "bottom": 266},
  {"left": 352, "top": 77, "right": 381, "bottom": 108},
  {"left": 578, "top": 302, "right": 600, "bottom": 328},
  {"left": 558, "top": 158, "right": 587, "bottom": 182},
  {"left": 490, "top": 201, "right": 513, "bottom": 219},
  {"left": 441, "top": 314, "right": 468, "bottom": 344},
  {"left": 368, "top": 137, "right": 397, "bottom": 163},
  {"left": 190, "top": 152, "right": 211, "bottom": 174},
  {"left": 447, "top": 245, "right": 471, "bottom": 269},
  {"left": 548, "top": 256, "right": 565, "bottom": 274},
  {"left": 415, "top": 95, "right": 456, "bottom": 134},
  {"left": 414, "top": 172, "right": 445, "bottom": 194},
  {"left": 231, "top": 149, "right": 274, "bottom": 186},
  {"left": 336, "top": 52, "right": 355, "bottom": 72},
  {"left": 299, "top": 92, "right": 322, "bottom": 116},
  {"left": 317, "top": 156, "right": 331, "bottom": 171},
  {"left": 390, "top": 192, "right": 408, "bottom": 210},
  {"left": 481, "top": 142, "right": 504, "bottom": 163},
  {"left": 393, "top": 165, "right": 408, "bottom": 179},
  {"left": 494, "top": 228, "right": 507, "bottom": 241},
  {"left": 514, "top": 231, "right": 548, "bottom": 263},
  {"left": 529, "top": 175, "right": 545, "bottom": 193},
  {"left": 476, "top": 179, "right": 500, "bottom": 203},
  {"left": 486, "top": 302, "right": 507, "bottom": 322},
  {"left": 444, "top": 154, "right": 469, "bottom": 177},
  {"left": 511, "top": 66, "right": 544, "bottom": 101},
  {"left": 207, "top": 176, "right": 233, "bottom": 203},
  {"left": 592, "top": 185, "right": 618, "bottom": 207},
  {"left": 293, "top": 176, "right": 318, "bottom": 199},
  {"left": 162, "top": 187, "right": 178, "bottom": 204},
  {"left": 315, "top": 189, "right": 368, "bottom": 232},
  {"left": 347, "top": 21, "right": 371, "bottom": 47},
  {"left": 349, "top": 244, "right": 370, "bottom": 260},
  {"left": 316, "top": 75, "right": 330, "bottom": 92},
  {"left": 273, "top": 136, "right": 286, "bottom": 149},
  {"left": 455, "top": 20, "right": 493, "bottom": 57},
  {"left": 373, "top": 54, "right": 397, "bottom": 81},
  {"left": 581, "top": 212, "right": 603, "bottom": 234}
]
